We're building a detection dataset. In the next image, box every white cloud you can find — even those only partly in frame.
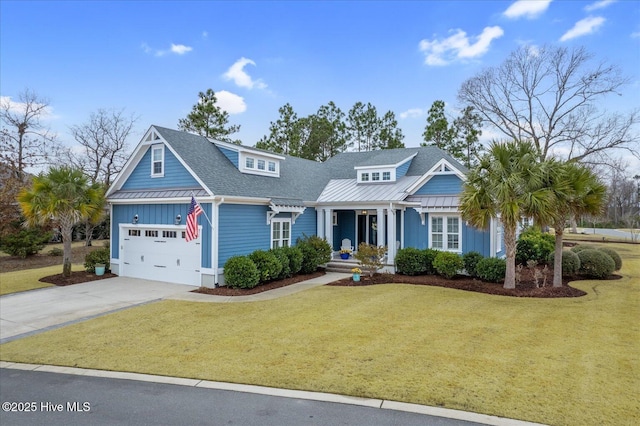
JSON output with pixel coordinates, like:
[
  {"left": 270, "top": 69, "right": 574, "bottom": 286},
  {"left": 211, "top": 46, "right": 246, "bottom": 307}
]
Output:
[
  {"left": 170, "top": 44, "right": 192, "bottom": 55},
  {"left": 400, "top": 108, "right": 424, "bottom": 119},
  {"left": 141, "top": 42, "right": 193, "bottom": 57},
  {"left": 215, "top": 90, "right": 246, "bottom": 114},
  {"left": 0, "top": 95, "right": 55, "bottom": 120},
  {"left": 419, "top": 26, "right": 504, "bottom": 66},
  {"left": 560, "top": 16, "right": 606, "bottom": 41},
  {"left": 202, "top": 31, "right": 208, "bottom": 39},
  {"left": 631, "top": 31, "right": 640, "bottom": 38},
  {"left": 223, "top": 57, "right": 267, "bottom": 90},
  {"left": 503, "top": 0, "right": 552, "bottom": 19},
  {"left": 585, "top": 0, "right": 616, "bottom": 12}
]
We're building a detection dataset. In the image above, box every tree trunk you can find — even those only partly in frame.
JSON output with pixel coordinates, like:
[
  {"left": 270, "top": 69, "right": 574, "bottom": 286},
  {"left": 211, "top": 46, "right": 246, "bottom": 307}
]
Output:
[
  {"left": 553, "top": 223, "right": 564, "bottom": 288},
  {"left": 503, "top": 224, "right": 517, "bottom": 289},
  {"left": 570, "top": 216, "right": 578, "bottom": 234},
  {"left": 84, "top": 221, "right": 94, "bottom": 246},
  {"left": 62, "top": 223, "right": 73, "bottom": 277}
]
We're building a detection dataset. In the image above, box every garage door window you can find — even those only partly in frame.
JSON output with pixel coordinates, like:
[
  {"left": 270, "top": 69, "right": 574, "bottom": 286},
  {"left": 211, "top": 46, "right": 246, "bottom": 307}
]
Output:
[
  {"left": 145, "top": 230, "right": 158, "bottom": 237},
  {"left": 128, "top": 229, "right": 141, "bottom": 236},
  {"left": 163, "top": 230, "right": 177, "bottom": 238}
]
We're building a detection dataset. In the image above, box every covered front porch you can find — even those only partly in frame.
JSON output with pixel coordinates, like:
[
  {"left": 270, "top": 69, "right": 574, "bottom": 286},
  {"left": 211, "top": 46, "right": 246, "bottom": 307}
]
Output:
[{"left": 316, "top": 205, "right": 407, "bottom": 268}]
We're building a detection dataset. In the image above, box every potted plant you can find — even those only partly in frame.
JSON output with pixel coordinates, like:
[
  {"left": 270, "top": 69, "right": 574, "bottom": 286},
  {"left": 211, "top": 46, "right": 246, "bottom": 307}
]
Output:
[
  {"left": 95, "top": 263, "right": 106, "bottom": 276},
  {"left": 351, "top": 267, "right": 362, "bottom": 282},
  {"left": 339, "top": 249, "right": 352, "bottom": 259}
]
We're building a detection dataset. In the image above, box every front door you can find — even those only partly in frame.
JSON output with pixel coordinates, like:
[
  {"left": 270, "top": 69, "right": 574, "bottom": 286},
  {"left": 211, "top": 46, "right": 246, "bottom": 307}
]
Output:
[{"left": 357, "top": 213, "right": 378, "bottom": 246}]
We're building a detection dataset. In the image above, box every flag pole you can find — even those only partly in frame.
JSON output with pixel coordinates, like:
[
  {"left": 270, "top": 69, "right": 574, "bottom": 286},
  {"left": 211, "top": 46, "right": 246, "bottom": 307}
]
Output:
[{"left": 190, "top": 191, "right": 213, "bottom": 228}]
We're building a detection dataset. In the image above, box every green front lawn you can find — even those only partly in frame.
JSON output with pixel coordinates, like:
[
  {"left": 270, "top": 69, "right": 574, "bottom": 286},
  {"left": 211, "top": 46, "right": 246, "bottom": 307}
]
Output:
[
  {"left": 1, "top": 243, "right": 638, "bottom": 425},
  {"left": 0, "top": 265, "right": 82, "bottom": 296}
]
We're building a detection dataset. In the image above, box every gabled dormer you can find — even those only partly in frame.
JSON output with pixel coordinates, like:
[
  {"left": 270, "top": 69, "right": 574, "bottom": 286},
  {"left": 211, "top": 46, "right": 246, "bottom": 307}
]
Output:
[
  {"left": 213, "top": 140, "right": 284, "bottom": 178},
  {"left": 355, "top": 153, "right": 417, "bottom": 184}
]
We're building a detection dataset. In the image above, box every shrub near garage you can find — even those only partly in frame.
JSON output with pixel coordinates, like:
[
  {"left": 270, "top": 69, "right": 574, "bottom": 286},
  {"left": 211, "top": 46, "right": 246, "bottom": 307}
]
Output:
[
  {"left": 249, "top": 250, "right": 282, "bottom": 283},
  {"left": 282, "top": 245, "right": 303, "bottom": 275},
  {"left": 433, "top": 251, "right": 463, "bottom": 279},
  {"left": 395, "top": 247, "right": 427, "bottom": 276},
  {"left": 577, "top": 249, "right": 615, "bottom": 279},
  {"left": 224, "top": 256, "right": 260, "bottom": 289},
  {"left": 297, "top": 235, "right": 332, "bottom": 274},
  {"left": 476, "top": 257, "right": 507, "bottom": 283},
  {"left": 270, "top": 247, "right": 291, "bottom": 279},
  {"left": 84, "top": 246, "right": 111, "bottom": 273}
]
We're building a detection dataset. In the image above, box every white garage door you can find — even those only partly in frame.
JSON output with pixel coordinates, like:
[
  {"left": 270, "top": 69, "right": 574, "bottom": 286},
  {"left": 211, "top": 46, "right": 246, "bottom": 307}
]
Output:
[{"left": 120, "top": 225, "right": 201, "bottom": 285}]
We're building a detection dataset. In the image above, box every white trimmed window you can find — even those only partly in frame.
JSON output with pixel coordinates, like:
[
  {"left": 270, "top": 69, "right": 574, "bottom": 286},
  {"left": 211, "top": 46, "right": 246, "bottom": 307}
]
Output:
[
  {"left": 268, "top": 161, "right": 276, "bottom": 172},
  {"left": 245, "top": 157, "right": 254, "bottom": 168},
  {"left": 151, "top": 145, "right": 164, "bottom": 177},
  {"left": 257, "top": 159, "right": 265, "bottom": 170},
  {"left": 372, "top": 172, "right": 380, "bottom": 181},
  {"left": 430, "top": 216, "right": 461, "bottom": 252},
  {"left": 271, "top": 219, "right": 291, "bottom": 248},
  {"left": 382, "top": 171, "right": 391, "bottom": 181},
  {"left": 361, "top": 173, "right": 369, "bottom": 182}
]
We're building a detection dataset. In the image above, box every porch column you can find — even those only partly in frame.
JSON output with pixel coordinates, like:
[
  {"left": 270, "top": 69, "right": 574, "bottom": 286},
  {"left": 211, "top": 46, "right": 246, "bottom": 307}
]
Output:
[
  {"left": 316, "top": 208, "right": 324, "bottom": 240},
  {"left": 376, "top": 208, "right": 385, "bottom": 247},
  {"left": 400, "top": 209, "right": 405, "bottom": 249},
  {"left": 324, "top": 208, "right": 333, "bottom": 249},
  {"left": 387, "top": 207, "right": 396, "bottom": 265}
]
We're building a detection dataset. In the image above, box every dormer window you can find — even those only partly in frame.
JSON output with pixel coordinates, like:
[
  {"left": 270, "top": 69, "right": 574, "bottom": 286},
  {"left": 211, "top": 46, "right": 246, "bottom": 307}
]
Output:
[
  {"left": 246, "top": 158, "right": 254, "bottom": 168},
  {"left": 372, "top": 172, "right": 380, "bottom": 181},
  {"left": 361, "top": 173, "right": 369, "bottom": 182},
  {"left": 383, "top": 171, "right": 391, "bottom": 181},
  {"left": 257, "top": 159, "right": 265, "bottom": 170},
  {"left": 151, "top": 145, "right": 164, "bottom": 177},
  {"left": 268, "top": 161, "right": 276, "bottom": 172}
]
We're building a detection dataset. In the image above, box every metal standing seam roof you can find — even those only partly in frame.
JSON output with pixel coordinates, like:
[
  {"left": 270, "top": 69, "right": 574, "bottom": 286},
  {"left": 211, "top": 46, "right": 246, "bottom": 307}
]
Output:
[
  {"left": 109, "top": 188, "right": 209, "bottom": 200},
  {"left": 317, "top": 175, "right": 422, "bottom": 203},
  {"left": 405, "top": 195, "right": 460, "bottom": 209}
]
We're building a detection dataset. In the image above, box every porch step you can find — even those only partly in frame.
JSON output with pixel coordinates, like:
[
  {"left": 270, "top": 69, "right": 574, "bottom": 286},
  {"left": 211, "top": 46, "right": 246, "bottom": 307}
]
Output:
[{"left": 325, "top": 258, "right": 361, "bottom": 273}]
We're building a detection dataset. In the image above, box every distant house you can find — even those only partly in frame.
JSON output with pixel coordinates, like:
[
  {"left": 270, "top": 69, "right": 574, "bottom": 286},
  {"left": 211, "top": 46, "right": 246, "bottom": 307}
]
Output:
[{"left": 106, "top": 126, "right": 505, "bottom": 286}]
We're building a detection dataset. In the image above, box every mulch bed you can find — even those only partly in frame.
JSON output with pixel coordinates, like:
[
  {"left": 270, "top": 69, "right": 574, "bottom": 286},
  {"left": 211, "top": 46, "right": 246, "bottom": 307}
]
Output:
[
  {"left": 193, "top": 271, "right": 326, "bottom": 296},
  {"left": 39, "top": 271, "right": 118, "bottom": 286},
  {"left": 35, "top": 266, "right": 621, "bottom": 299}
]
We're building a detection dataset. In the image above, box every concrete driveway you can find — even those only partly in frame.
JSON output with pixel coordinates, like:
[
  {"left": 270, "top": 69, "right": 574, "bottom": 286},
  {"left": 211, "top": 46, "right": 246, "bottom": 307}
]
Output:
[{"left": 0, "top": 277, "right": 196, "bottom": 343}]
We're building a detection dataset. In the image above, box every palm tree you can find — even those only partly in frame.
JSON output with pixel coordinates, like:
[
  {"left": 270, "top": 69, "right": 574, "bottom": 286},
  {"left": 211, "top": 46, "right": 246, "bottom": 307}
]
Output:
[
  {"left": 18, "top": 166, "right": 104, "bottom": 277},
  {"left": 460, "top": 140, "right": 554, "bottom": 289},
  {"left": 545, "top": 162, "right": 607, "bottom": 287}
]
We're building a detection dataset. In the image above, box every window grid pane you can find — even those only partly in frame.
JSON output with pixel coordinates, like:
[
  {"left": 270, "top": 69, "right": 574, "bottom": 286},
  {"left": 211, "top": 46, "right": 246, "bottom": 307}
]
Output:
[
  {"left": 447, "top": 217, "right": 458, "bottom": 233},
  {"left": 382, "top": 172, "right": 391, "bottom": 180},
  {"left": 432, "top": 217, "right": 443, "bottom": 233},
  {"left": 448, "top": 235, "right": 459, "bottom": 250},
  {"left": 432, "top": 235, "right": 443, "bottom": 248}
]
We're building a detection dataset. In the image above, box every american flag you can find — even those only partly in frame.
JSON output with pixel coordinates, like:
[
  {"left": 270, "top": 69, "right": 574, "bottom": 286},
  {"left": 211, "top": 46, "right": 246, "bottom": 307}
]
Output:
[{"left": 185, "top": 196, "right": 203, "bottom": 242}]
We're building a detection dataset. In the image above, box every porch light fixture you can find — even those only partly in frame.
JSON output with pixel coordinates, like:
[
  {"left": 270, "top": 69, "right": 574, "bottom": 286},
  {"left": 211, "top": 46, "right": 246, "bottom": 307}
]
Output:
[
  {"left": 175, "top": 214, "right": 182, "bottom": 225},
  {"left": 361, "top": 210, "right": 368, "bottom": 215},
  {"left": 132, "top": 214, "right": 138, "bottom": 224}
]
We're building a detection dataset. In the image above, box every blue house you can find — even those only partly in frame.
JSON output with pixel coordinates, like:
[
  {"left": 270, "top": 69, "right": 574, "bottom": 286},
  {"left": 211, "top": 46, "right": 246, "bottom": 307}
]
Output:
[{"left": 106, "top": 126, "right": 505, "bottom": 286}]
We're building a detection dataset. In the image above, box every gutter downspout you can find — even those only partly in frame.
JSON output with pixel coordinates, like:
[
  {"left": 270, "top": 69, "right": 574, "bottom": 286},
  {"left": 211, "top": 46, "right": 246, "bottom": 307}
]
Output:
[{"left": 213, "top": 197, "right": 224, "bottom": 286}]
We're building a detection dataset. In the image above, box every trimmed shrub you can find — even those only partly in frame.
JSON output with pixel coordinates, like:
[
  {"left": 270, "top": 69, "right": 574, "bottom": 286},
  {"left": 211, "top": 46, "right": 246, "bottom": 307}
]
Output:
[
  {"left": 463, "top": 251, "right": 483, "bottom": 278},
  {"left": 48, "top": 247, "right": 63, "bottom": 256},
  {"left": 570, "top": 245, "right": 591, "bottom": 253},
  {"left": 547, "top": 250, "right": 581, "bottom": 277},
  {"left": 0, "top": 227, "right": 52, "bottom": 258},
  {"left": 577, "top": 249, "right": 615, "bottom": 279},
  {"left": 84, "top": 247, "right": 110, "bottom": 273},
  {"left": 395, "top": 247, "right": 426, "bottom": 275},
  {"left": 224, "top": 256, "right": 260, "bottom": 289},
  {"left": 433, "top": 251, "right": 463, "bottom": 279},
  {"left": 423, "top": 248, "right": 439, "bottom": 275},
  {"left": 282, "top": 246, "right": 303, "bottom": 275},
  {"left": 516, "top": 228, "right": 554, "bottom": 265},
  {"left": 598, "top": 247, "right": 622, "bottom": 271},
  {"left": 476, "top": 257, "right": 507, "bottom": 283},
  {"left": 249, "top": 250, "right": 282, "bottom": 283},
  {"left": 270, "top": 247, "right": 291, "bottom": 279},
  {"left": 297, "top": 235, "right": 332, "bottom": 274}
]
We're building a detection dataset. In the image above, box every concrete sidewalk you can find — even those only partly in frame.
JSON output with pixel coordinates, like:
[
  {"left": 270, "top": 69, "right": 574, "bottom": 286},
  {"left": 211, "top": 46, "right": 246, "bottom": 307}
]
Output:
[{"left": 166, "top": 272, "right": 351, "bottom": 303}]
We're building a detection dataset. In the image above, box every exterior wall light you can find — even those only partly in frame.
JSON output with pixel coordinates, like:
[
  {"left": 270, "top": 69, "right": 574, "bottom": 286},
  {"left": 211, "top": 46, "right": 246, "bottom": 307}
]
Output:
[
  {"left": 175, "top": 214, "right": 182, "bottom": 225},
  {"left": 133, "top": 214, "right": 138, "bottom": 224}
]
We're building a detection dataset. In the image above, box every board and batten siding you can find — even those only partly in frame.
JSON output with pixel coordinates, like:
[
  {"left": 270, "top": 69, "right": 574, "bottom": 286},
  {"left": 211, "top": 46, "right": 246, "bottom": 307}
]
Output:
[
  {"left": 291, "top": 208, "right": 317, "bottom": 244},
  {"left": 413, "top": 174, "right": 462, "bottom": 195},
  {"left": 462, "top": 223, "right": 491, "bottom": 257},
  {"left": 121, "top": 145, "right": 200, "bottom": 190},
  {"left": 332, "top": 210, "right": 356, "bottom": 250},
  {"left": 111, "top": 202, "right": 212, "bottom": 268},
  {"left": 403, "top": 208, "right": 428, "bottom": 249}
]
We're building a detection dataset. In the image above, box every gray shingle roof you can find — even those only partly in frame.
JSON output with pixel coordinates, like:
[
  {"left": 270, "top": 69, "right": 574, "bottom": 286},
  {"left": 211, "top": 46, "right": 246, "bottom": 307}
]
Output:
[{"left": 144, "top": 126, "right": 467, "bottom": 203}]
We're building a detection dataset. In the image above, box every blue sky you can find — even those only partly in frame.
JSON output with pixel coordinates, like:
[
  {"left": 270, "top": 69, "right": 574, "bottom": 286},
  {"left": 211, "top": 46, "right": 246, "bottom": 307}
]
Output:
[{"left": 2, "top": 0, "right": 639, "bottom": 174}]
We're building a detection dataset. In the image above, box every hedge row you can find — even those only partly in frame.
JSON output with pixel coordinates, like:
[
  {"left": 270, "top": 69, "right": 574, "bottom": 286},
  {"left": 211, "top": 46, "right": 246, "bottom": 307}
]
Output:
[{"left": 224, "top": 235, "right": 330, "bottom": 289}]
